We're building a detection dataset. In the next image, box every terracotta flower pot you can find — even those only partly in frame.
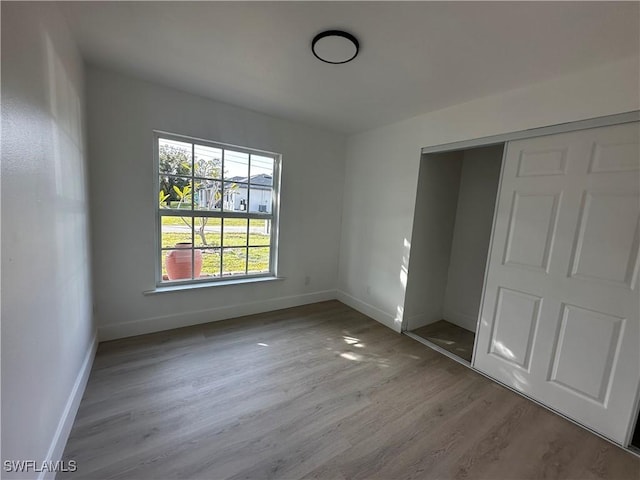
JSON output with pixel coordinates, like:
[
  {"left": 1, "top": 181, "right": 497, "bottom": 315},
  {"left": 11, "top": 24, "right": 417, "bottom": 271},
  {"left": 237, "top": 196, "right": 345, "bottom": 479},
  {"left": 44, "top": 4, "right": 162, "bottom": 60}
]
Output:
[{"left": 166, "top": 243, "right": 202, "bottom": 280}]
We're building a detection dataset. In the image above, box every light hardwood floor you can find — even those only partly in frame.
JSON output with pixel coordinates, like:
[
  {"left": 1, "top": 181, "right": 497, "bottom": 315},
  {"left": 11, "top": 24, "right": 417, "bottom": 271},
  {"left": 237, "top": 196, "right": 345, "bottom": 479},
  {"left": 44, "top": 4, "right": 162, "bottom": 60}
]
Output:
[
  {"left": 412, "top": 320, "right": 476, "bottom": 363},
  {"left": 61, "top": 301, "right": 639, "bottom": 479}
]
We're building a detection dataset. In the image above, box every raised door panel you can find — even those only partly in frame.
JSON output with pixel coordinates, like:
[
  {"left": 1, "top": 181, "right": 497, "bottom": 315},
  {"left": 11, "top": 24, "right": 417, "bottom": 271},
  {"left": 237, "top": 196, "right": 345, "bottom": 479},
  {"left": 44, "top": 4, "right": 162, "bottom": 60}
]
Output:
[
  {"left": 589, "top": 135, "right": 640, "bottom": 174},
  {"left": 503, "top": 192, "right": 561, "bottom": 272},
  {"left": 517, "top": 148, "right": 568, "bottom": 177},
  {"left": 549, "top": 304, "right": 624, "bottom": 404},
  {"left": 569, "top": 192, "right": 640, "bottom": 289},
  {"left": 489, "top": 288, "right": 541, "bottom": 370}
]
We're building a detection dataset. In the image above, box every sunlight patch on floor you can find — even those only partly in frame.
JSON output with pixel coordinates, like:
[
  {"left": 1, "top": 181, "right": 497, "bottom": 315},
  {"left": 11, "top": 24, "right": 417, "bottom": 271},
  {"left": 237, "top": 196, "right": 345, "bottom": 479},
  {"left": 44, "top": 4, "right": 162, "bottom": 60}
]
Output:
[{"left": 340, "top": 352, "right": 363, "bottom": 361}]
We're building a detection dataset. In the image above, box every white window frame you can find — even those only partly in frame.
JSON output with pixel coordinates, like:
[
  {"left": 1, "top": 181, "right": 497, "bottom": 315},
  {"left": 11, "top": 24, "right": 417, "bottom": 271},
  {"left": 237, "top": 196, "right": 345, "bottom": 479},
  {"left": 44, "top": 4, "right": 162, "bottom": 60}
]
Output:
[{"left": 154, "top": 131, "right": 281, "bottom": 287}]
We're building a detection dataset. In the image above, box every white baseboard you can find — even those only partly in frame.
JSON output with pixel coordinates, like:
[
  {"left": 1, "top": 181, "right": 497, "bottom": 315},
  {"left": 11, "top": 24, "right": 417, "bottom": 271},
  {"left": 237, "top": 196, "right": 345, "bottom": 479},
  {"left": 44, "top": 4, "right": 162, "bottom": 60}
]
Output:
[
  {"left": 335, "top": 290, "right": 401, "bottom": 333},
  {"left": 98, "top": 290, "right": 337, "bottom": 341},
  {"left": 40, "top": 332, "right": 98, "bottom": 480},
  {"left": 442, "top": 308, "right": 479, "bottom": 332},
  {"left": 405, "top": 312, "right": 441, "bottom": 331}
]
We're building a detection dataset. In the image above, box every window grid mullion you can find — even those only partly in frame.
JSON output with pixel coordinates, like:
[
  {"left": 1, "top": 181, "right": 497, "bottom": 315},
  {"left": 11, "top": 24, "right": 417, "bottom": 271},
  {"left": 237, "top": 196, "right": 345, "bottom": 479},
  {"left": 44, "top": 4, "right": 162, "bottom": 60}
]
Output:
[
  {"left": 220, "top": 149, "right": 226, "bottom": 275},
  {"left": 269, "top": 158, "right": 279, "bottom": 275},
  {"left": 160, "top": 173, "right": 226, "bottom": 184},
  {"left": 220, "top": 217, "right": 225, "bottom": 277},
  {"left": 221, "top": 148, "right": 225, "bottom": 214},
  {"left": 191, "top": 143, "right": 195, "bottom": 279},
  {"left": 246, "top": 155, "right": 251, "bottom": 275},
  {"left": 160, "top": 210, "right": 273, "bottom": 220},
  {"left": 244, "top": 219, "right": 249, "bottom": 275},
  {"left": 247, "top": 154, "right": 252, "bottom": 215},
  {"left": 191, "top": 142, "right": 195, "bottom": 213}
]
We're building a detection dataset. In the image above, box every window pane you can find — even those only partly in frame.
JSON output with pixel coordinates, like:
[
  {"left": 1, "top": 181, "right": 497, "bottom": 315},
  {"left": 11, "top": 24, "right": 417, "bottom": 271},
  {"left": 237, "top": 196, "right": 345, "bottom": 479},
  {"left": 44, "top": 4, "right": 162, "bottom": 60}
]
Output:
[
  {"left": 194, "top": 144, "right": 222, "bottom": 179},
  {"left": 224, "top": 150, "right": 249, "bottom": 181},
  {"left": 250, "top": 155, "right": 273, "bottom": 186},
  {"left": 249, "top": 219, "right": 271, "bottom": 246},
  {"left": 222, "top": 247, "right": 247, "bottom": 276},
  {"left": 163, "top": 244, "right": 195, "bottom": 281},
  {"left": 194, "top": 217, "right": 221, "bottom": 247},
  {"left": 159, "top": 138, "right": 192, "bottom": 175},
  {"left": 199, "top": 248, "right": 221, "bottom": 279},
  {"left": 248, "top": 186, "right": 272, "bottom": 214},
  {"left": 248, "top": 247, "right": 270, "bottom": 274},
  {"left": 161, "top": 216, "right": 192, "bottom": 248},
  {"left": 160, "top": 176, "right": 193, "bottom": 209},
  {"left": 222, "top": 218, "right": 247, "bottom": 246},
  {"left": 193, "top": 179, "right": 221, "bottom": 211},
  {"left": 223, "top": 181, "right": 248, "bottom": 212}
]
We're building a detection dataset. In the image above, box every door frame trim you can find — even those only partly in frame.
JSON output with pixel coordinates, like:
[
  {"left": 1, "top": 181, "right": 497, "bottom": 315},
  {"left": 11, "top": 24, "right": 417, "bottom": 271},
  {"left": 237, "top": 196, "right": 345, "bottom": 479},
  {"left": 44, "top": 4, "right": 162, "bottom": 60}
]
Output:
[{"left": 420, "top": 111, "right": 640, "bottom": 155}]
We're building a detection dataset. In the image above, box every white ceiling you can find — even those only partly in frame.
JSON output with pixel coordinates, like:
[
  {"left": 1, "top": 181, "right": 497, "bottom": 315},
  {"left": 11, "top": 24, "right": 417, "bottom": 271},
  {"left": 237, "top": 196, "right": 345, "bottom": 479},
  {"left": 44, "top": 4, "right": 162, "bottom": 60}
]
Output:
[{"left": 60, "top": 1, "right": 639, "bottom": 134}]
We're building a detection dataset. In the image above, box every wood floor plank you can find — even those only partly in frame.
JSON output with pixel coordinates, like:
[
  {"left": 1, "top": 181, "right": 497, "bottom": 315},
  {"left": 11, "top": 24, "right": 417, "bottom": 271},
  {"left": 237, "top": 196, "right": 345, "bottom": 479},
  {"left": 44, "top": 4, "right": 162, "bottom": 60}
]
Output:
[{"left": 60, "top": 300, "right": 639, "bottom": 479}]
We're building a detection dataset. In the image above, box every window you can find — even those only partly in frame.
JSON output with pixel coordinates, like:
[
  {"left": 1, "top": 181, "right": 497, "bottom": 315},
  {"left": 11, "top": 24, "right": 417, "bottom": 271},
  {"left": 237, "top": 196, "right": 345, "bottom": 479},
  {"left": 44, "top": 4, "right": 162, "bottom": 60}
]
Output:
[{"left": 155, "top": 132, "right": 280, "bottom": 286}]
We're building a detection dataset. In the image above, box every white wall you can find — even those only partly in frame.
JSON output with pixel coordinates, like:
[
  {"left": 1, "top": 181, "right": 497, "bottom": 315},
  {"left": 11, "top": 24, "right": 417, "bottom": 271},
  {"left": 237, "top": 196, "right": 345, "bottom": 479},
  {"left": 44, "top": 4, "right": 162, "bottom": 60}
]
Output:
[
  {"left": 1, "top": 3, "right": 95, "bottom": 477},
  {"left": 86, "top": 67, "right": 346, "bottom": 340},
  {"left": 338, "top": 56, "right": 640, "bottom": 332},
  {"left": 403, "top": 151, "right": 463, "bottom": 330},
  {"left": 442, "top": 146, "right": 503, "bottom": 332}
]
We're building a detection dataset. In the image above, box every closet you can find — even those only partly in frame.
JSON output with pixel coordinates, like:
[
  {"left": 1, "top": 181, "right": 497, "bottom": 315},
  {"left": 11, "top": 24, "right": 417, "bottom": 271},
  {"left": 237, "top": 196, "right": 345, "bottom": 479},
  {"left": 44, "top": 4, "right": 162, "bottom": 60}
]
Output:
[
  {"left": 403, "top": 116, "right": 640, "bottom": 450},
  {"left": 403, "top": 144, "right": 503, "bottom": 364}
]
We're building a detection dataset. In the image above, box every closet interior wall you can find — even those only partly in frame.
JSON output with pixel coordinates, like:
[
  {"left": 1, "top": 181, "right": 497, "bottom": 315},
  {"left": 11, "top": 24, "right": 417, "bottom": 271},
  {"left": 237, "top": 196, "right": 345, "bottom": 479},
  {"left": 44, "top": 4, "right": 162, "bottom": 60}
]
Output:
[
  {"left": 403, "top": 150, "right": 463, "bottom": 331},
  {"left": 442, "top": 145, "right": 503, "bottom": 332}
]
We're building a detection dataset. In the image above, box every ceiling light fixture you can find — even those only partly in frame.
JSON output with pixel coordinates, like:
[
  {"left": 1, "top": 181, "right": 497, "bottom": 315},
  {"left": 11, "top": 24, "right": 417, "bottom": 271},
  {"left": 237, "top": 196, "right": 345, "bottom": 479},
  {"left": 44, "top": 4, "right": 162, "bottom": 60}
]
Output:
[{"left": 311, "top": 30, "right": 359, "bottom": 64}]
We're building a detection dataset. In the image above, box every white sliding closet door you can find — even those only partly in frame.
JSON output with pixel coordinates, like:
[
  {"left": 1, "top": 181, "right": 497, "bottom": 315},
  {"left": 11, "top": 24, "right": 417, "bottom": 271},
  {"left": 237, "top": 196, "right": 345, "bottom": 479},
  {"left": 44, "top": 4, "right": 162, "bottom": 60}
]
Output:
[{"left": 474, "top": 122, "right": 639, "bottom": 445}]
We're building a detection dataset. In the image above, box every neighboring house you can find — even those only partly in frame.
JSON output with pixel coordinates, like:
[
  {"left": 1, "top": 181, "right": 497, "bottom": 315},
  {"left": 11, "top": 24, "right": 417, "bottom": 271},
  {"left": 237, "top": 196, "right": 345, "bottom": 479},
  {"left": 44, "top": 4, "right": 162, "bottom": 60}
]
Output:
[
  {"left": 194, "top": 174, "right": 272, "bottom": 212},
  {"left": 229, "top": 174, "right": 273, "bottom": 213}
]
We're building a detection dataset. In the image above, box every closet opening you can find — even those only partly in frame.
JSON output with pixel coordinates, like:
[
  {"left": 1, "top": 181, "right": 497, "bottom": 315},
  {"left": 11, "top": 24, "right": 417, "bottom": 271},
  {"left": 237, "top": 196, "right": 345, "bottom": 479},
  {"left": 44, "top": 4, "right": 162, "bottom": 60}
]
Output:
[{"left": 402, "top": 143, "right": 504, "bottom": 365}]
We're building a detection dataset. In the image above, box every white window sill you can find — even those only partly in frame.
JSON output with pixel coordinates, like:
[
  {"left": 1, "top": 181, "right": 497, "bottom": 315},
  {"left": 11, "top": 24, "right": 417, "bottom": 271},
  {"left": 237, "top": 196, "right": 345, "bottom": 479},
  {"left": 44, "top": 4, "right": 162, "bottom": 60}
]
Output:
[{"left": 144, "top": 276, "right": 285, "bottom": 295}]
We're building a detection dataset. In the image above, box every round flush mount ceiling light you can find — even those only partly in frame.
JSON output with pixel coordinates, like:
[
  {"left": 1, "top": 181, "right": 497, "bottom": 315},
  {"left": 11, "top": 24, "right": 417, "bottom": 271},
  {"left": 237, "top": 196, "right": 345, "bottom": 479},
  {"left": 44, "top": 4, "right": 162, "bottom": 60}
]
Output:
[{"left": 312, "top": 30, "right": 359, "bottom": 64}]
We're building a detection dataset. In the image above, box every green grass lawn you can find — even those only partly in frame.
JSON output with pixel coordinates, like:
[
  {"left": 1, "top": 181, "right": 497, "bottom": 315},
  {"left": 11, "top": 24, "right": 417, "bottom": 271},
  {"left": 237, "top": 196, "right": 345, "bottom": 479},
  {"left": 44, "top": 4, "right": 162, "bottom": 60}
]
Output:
[
  {"left": 160, "top": 216, "right": 270, "bottom": 278},
  {"left": 162, "top": 246, "right": 269, "bottom": 278},
  {"left": 161, "top": 216, "right": 253, "bottom": 227},
  {"left": 161, "top": 230, "right": 259, "bottom": 248}
]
